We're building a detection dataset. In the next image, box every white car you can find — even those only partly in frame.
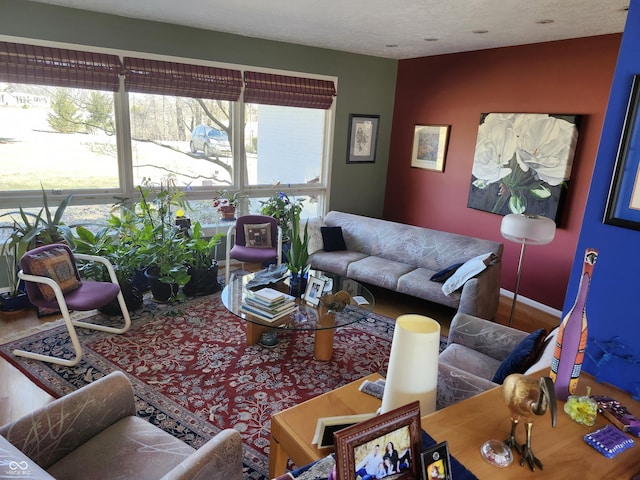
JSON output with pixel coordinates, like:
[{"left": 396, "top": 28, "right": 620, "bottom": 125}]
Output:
[{"left": 190, "top": 125, "right": 231, "bottom": 156}]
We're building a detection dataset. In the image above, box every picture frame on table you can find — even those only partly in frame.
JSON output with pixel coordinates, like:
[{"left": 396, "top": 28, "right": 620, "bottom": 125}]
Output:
[
  {"left": 334, "top": 401, "right": 422, "bottom": 480},
  {"left": 304, "top": 276, "right": 326, "bottom": 306},
  {"left": 605, "top": 74, "right": 640, "bottom": 230},
  {"left": 347, "top": 114, "right": 380, "bottom": 164},
  {"left": 420, "top": 441, "right": 452, "bottom": 480},
  {"left": 411, "top": 125, "right": 450, "bottom": 172}
]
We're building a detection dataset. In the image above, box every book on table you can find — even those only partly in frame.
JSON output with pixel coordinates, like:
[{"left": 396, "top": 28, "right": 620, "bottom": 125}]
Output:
[
  {"left": 252, "top": 287, "right": 286, "bottom": 304},
  {"left": 239, "top": 302, "right": 298, "bottom": 323},
  {"left": 312, "top": 413, "right": 377, "bottom": 449}
]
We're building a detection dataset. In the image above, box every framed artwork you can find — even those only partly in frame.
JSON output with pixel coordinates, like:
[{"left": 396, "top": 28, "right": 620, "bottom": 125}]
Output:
[
  {"left": 334, "top": 401, "right": 422, "bottom": 480},
  {"left": 605, "top": 74, "right": 640, "bottom": 230},
  {"left": 304, "top": 276, "right": 326, "bottom": 306},
  {"left": 347, "top": 114, "right": 379, "bottom": 163},
  {"left": 411, "top": 125, "right": 450, "bottom": 172},
  {"left": 467, "top": 112, "right": 580, "bottom": 222},
  {"left": 420, "top": 441, "right": 452, "bottom": 480}
]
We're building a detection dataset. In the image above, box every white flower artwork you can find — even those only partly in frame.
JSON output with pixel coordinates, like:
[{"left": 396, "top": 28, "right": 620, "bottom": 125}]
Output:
[{"left": 467, "top": 112, "right": 580, "bottom": 221}]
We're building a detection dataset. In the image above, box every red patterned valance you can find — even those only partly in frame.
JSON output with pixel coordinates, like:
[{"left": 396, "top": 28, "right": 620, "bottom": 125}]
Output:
[
  {"left": 124, "top": 57, "right": 242, "bottom": 101},
  {"left": 0, "top": 42, "right": 121, "bottom": 91},
  {"left": 244, "top": 71, "right": 336, "bottom": 109}
]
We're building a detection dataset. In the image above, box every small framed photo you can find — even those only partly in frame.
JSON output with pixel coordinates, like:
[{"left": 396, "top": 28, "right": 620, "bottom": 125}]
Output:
[
  {"left": 304, "top": 276, "right": 326, "bottom": 306},
  {"left": 334, "top": 401, "right": 422, "bottom": 480},
  {"left": 347, "top": 114, "right": 380, "bottom": 163},
  {"left": 420, "top": 441, "right": 452, "bottom": 480},
  {"left": 411, "top": 125, "right": 450, "bottom": 172}
]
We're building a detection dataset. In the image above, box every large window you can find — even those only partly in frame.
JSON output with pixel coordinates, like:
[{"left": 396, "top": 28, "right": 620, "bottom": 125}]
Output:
[{"left": 0, "top": 41, "right": 336, "bottom": 227}]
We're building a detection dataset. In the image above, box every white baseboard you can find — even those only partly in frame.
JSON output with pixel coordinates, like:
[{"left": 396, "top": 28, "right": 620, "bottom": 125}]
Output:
[{"left": 500, "top": 288, "right": 562, "bottom": 319}]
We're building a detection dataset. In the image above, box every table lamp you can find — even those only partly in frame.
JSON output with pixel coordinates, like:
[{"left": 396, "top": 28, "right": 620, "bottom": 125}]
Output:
[{"left": 500, "top": 214, "right": 556, "bottom": 327}]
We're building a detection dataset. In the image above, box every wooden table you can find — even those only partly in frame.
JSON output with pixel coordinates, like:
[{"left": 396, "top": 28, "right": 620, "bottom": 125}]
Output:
[
  {"left": 268, "top": 373, "right": 383, "bottom": 478},
  {"left": 421, "top": 372, "right": 640, "bottom": 479}
]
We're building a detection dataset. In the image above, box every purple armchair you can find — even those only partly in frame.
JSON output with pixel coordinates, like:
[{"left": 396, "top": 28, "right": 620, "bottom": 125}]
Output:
[
  {"left": 16, "top": 243, "right": 131, "bottom": 366},
  {"left": 224, "top": 215, "right": 282, "bottom": 284}
]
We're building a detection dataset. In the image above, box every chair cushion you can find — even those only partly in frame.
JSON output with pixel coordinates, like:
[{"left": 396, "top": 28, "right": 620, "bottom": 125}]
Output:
[
  {"left": 321, "top": 226, "right": 347, "bottom": 252},
  {"left": 46, "top": 416, "right": 194, "bottom": 480},
  {"left": 23, "top": 246, "right": 81, "bottom": 301},
  {"left": 492, "top": 328, "right": 548, "bottom": 384},
  {"left": 243, "top": 222, "right": 273, "bottom": 248}
]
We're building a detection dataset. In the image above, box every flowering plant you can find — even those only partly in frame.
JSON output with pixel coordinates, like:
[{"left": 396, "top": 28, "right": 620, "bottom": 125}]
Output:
[
  {"left": 213, "top": 190, "right": 239, "bottom": 212},
  {"left": 471, "top": 113, "right": 578, "bottom": 215},
  {"left": 259, "top": 192, "right": 304, "bottom": 240}
]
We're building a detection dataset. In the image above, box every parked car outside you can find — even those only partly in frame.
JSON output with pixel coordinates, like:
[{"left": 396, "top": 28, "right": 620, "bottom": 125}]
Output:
[{"left": 190, "top": 125, "right": 231, "bottom": 156}]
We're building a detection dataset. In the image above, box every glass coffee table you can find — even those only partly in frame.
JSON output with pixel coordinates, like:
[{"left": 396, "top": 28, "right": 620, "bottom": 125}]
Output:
[{"left": 221, "top": 269, "right": 375, "bottom": 360}]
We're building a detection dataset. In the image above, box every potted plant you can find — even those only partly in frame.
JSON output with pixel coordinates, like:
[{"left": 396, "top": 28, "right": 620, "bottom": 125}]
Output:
[
  {"left": 182, "top": 222, "right": 225, "bottom": 297},
  {"left": 0, "top": 226, "right": 31, "bottom": 311},
  {"left": 259, "top": 191, "right": 304, "bottom": 242},
  {"left": 285, "top": 208, "right": 310, "bottom": 297},
  {"left": 213, "top": 190, "right": 239, "bottom": 220}
]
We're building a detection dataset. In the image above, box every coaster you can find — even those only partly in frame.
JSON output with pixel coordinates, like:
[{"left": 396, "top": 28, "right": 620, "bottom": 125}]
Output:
[{"left": 584, "top": 424, "right": 635, "bottom": 458}]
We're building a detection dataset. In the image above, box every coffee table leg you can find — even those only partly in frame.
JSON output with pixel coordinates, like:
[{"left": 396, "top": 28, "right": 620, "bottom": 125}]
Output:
[
  {"left": 269, "top": 433, "right": 289, "bottom": 478},
  {"left": 314, "top": 328, "right": 334, "bottom": 361}
]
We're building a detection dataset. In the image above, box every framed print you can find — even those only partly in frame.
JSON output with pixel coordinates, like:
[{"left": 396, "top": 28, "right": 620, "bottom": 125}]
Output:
[
  {"left": 334, "top": 401, "right": 422, "bottom": 480},
  {"left": 411, "top": 125, "right": 450, "bottom": 172},
  {"left": 605, "top": 74, "right": 640, "bottom": 230},
  {"left": 420, "top": 441, "right": 452, "bottom": 480},
  {"left": 304, "top": 276, "right": 326, "bottom": 306},
  {"left": 347, "top": 114, "right": 379, "bottom": 163}
]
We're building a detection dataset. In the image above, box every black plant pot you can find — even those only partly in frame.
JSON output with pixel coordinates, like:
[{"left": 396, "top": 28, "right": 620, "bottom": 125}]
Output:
[
  {"left": 0, "top": 291, "right": 31, "bottom": 312},
  {"left": 99, "top": 279, "right": 143, "bottom": 315},
  {"left": 133, "top": 268, "right": 150, "bottom": 292},
  {"left": 288, "top": 272, "right": 308, "bottom": 298},
  {"left": 183, "top": 263, "right": 220, "bottom": 297},
  {"left": 145, "top": 267, "right": 179, "bottom": 302}
]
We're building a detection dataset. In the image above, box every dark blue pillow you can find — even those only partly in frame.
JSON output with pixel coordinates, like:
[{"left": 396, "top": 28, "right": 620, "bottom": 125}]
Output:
[
  {"left": 430, "top": 262, "right": 464, "bottom": 282},
  {"left": 492, "top": 328, "right": 547, "bottom": 384},
  {"left": 321, "top": 226, "right": 347, "bottom": 252}
]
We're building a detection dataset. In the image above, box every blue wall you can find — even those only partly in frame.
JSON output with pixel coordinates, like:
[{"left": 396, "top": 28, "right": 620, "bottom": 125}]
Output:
[{"left": 570, "top": 0, "right": 640, "bottom": 397}]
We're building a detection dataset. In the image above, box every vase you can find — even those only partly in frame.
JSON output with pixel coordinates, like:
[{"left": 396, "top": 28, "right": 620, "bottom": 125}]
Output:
[
  {"left": 289, "top": 272, "right": 308, "bottom": 298},
  {"left": 220, "top": 206, "right": 236, "bottom": 221},
  {"left": 550, "top": 248, "right": 597, "bottom": 401}
]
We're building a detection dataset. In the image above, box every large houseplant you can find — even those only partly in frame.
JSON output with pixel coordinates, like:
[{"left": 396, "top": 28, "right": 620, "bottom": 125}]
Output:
[
  {"left": 0, "top": 226, "right": 30, "bottom": 311},
  {"left": 182, "top": 222, "right": 225, "bottom": 297},
  {"left": 259, "top": 192, "right": 304, "bottom": 242},
  {"left": 285, "top": 209, "right": 310, "bottom": 297}
]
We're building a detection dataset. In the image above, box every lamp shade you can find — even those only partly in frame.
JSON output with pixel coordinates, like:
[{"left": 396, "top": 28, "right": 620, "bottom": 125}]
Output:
[
  {"left": 380, "top": 315, "right": 440, "bottom": 415},
  {"left": 500, "top": 214, "right": 556, "bottom": 245}
]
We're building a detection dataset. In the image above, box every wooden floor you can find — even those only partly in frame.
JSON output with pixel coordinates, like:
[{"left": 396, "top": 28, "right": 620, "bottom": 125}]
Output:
[{"left": 0, "top": 271, "right": 559, "bottom": 426}]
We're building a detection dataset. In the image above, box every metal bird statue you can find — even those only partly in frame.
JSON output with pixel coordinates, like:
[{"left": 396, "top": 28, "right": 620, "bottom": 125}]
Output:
[
  {"left": 502, "top": 374, "right": 557, "bottom": 471},
  {"left": 318, "top": 290, "right": 351, "bottom": 311}
]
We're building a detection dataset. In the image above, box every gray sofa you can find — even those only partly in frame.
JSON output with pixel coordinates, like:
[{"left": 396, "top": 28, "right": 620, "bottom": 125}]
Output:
[
  {"left": 0, "top": 371, "right": 243, "bottom": 480},
  {"left": 437, "top": 313, "right": 558, "bottom": 410},
  {"left": 309, "top": 211, "right": 503, "bottom": 319}
]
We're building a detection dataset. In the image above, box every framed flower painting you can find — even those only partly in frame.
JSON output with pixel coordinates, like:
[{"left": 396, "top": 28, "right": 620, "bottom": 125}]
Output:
[{"left": 467, "top": 112, "right": 580, "bottom": 221}]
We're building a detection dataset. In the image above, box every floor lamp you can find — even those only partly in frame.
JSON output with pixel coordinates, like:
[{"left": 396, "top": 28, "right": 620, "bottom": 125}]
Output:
[{"left": 500, "top": 214, "right": 556, "bottom": 327}]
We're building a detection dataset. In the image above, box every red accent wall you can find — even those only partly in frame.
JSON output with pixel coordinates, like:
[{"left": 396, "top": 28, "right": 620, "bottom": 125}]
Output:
[{"left": 385, "top": 35, "right": 621, "bottom": 311}]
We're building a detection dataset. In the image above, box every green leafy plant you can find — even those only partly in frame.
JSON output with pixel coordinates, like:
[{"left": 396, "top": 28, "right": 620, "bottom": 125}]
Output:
[
  {"left": 1, "top": 225, "right": 29, "bottom": 297},
  {"left": 184, "top": 222, "right": 225, "bottom": 270},
  {"left": 285, "top": 208, "right": 310, "bottom": 275},
  {"left": 259, "top": 191, "right": 304, "bottom": 241}
]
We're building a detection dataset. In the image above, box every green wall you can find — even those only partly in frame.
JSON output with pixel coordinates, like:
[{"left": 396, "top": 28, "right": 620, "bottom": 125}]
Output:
[{"left": 0, "top": 0, "right": 397, "bottom": 218}]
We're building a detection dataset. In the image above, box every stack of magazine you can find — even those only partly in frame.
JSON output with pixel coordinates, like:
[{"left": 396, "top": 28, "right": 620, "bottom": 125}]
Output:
[{"left": 240, "top": 287, "right": 298, "bottom": 322}]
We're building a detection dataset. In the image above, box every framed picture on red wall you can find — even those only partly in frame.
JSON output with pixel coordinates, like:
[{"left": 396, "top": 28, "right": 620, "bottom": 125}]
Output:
[{"left": 410, "top": 125, "right": 450, "bottom": 172}]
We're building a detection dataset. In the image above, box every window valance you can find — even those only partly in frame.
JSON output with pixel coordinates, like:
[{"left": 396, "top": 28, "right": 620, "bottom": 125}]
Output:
[{"left": 244, "top": 71, "right": 336, "bottom": 109}]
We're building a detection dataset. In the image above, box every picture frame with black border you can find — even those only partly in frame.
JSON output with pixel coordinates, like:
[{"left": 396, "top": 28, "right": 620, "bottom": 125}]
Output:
[
  {"left": 420, "top": 441, "right": 452, "bottom": 480},
  {"left": 304, "top": 276, "right": 326, "bottom": 306},
  {"left": 334, "top": 401, "right": 422, "bottom": 480},
  {"left": 347, "top": 114, "right": 380, "bottom": 163}
]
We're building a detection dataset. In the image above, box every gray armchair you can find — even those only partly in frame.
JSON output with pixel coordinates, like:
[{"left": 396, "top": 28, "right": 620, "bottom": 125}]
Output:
[
  {"left": 0, "top": 372, "right": 243, "bottom": 480},
  {"left": 437, "top": 313, "right": 557, "bottom": 410}
]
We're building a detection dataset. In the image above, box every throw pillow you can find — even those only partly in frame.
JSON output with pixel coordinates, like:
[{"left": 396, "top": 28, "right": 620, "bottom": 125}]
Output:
[
  {"left": 244, "top": 223, "right": 273, "bottom": 248},
  {"left": 441, "top": 252, "right": 496, "bottom": 296},
  {"left": 321, "top": 226, "right": 347, "bottom": 252},
  {"left": 492, "top": 328, "right": 548, "bottom": 384},
  {"left": 306, "top": 217, "right": 325, "bottom": 254},
  {"left": 430, "top": 262, "right": 464, "bottom": 282},
  {"left": 23, "top": 246, "right": 81, "bottom": 301}
]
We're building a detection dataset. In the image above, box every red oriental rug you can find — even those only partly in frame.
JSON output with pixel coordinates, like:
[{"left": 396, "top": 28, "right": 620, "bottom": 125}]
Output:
[{"left": 1, "top": 293, "right": 402, "bottom": 479}]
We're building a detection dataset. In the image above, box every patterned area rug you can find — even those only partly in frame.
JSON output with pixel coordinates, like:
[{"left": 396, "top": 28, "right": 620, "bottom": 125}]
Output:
[{"left": 0, "top": 293, "right": 411, "bottom": 479}]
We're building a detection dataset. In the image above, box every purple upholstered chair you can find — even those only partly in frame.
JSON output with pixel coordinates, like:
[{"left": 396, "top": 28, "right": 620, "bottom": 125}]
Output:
[
  {"left": 16, "top": 243, "right": 131, "bottom": 366},
  {"left": 225, "top": 215, "right": 282, "bottom": 284}
]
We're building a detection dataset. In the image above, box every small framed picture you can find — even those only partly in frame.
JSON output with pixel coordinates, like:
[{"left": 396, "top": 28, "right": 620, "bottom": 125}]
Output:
[
  {"left": 347, "top": 114, "right": 380, "bottom": 163},
  {"left": 334, "top": 401, "right": 422, "bottom": 480},
  {"left": 304, "top": 276, "right": 326, "bottom": 306},
  {"left": 411, "top": 125, "right": 450, "bottom": 172},
  {"left": 420, "top": 441, "right": 452, "bottom": 480}
]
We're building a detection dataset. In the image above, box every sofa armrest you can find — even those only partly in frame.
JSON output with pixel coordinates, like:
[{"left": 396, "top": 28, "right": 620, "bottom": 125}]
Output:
[
  {"left": 437, "top": 362, "right": 499, "bottom": 410},
  {"left": 447, "top": 313, "right": 529, "bottom": 362},
  {"left": 0, "top": 436, "right": 54, "bottom": 479},
  {"left": 0, "top": 372, "right": 136, "bottom": 470},
  {"left": 160, "top": 429, "right": 243, "bottom": 480},
  {"left": 458, "top": 261, "right": 502, "bottom": 320}
]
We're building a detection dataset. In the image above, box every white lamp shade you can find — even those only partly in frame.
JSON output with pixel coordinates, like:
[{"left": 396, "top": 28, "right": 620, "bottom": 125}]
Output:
[
  {"left": 380, "top": 315, "right": 440, "bottom": 415},
  {"left": 500, "top": 214, "right": 556, "bottom": 245}
]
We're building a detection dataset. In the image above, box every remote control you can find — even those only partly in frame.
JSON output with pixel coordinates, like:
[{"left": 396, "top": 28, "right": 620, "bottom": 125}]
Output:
[{"left": 359, "top": 379, "right": 385, "bottom": 399}]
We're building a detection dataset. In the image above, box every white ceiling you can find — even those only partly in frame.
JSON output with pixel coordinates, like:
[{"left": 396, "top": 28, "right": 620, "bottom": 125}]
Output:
[{"left": 29, "top": 0, "right": 629, "bottom": 60}]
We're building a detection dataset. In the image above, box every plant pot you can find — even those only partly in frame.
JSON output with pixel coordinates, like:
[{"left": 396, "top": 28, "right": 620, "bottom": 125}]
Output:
[
  {"left": 288, "top": 271, "right": 308, "bottom": 298},
  {"left": 99, "top": 279, "right": 143, "bottom": 315},
  {"left": 0, "top": 291, "right": 31, "bottom": 312},
  {"left": 133, "top": 268, "right": 150, "bottom": 292},
  {"left": 219, "top": 205, "right": 236, "bottom": 221},
  {"left": 183, "top": 263, "right": 221, "bottom": 297},
  {"left": 145, "top": 267, "right": 179, "bottom": 302}
]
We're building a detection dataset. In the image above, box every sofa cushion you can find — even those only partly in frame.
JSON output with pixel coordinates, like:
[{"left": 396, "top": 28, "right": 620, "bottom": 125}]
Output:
[
  {"left": 306, "top": 217, "right": 325, "bottom": 254},
  {"left": 397, "top": 268, "right": 460, "bottom": 308},
  {"left": 47, "top": 416, "right": 194, "bottom": 479},
  {"left": 524, "top": 327, "right": 560, "bottom": 375},
  {"left": 243, "top": 222, "right": 272, "bottom": 248},
  {"left": 321, "top": 226, "right": 347, "bottom": 251},
  {"left": 492, "top": 328, "right": 548, "bottom": 384},
  {"left": 430, "top": 262, "right": 464, "bottom": 282},
  {"left": 346, "top": 256, "right": 414, "bottom": 290},
  {"left": 309, "top": 250, "right": 368, "bottom": 277},
  {"left": 439, "top": 343, "right": 503, "bottom": 381}
]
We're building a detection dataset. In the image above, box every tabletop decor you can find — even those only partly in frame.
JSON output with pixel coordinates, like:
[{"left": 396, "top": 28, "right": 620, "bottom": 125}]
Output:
[
  {"left": 347, "top": 114, "right": 379, "bottom": 163},
  {"left": 410, "top": 124, "right": 450, "bottom": 172}
]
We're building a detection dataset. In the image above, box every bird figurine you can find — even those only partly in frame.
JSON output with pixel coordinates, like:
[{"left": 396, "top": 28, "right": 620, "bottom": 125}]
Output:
[
  {"left": 502, "top": 374, "right": 557, "bottom": 471},
  {"left": 318, "top": 290, "right": 351, "bottom": 311}
]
